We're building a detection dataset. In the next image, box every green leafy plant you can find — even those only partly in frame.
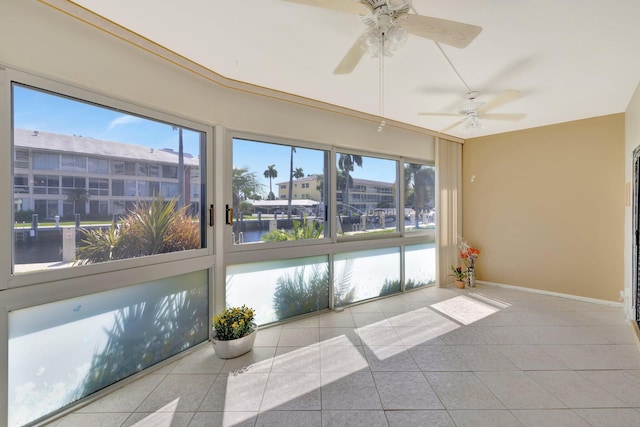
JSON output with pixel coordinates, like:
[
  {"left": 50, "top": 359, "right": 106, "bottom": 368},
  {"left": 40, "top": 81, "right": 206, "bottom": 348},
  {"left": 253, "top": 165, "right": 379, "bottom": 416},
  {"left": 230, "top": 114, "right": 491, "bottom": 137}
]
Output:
[
  {"left": 212, "top": 305, "right": 255, "bottom": 341},
  {"left": 448, "top": 265, "right": 468, "bottom": 281},
  {"left": 261, "top": 216, "right": 323, "bottom": 242},
  {"left": 75, "top": 196, "right": 199, "bottom": 264}
]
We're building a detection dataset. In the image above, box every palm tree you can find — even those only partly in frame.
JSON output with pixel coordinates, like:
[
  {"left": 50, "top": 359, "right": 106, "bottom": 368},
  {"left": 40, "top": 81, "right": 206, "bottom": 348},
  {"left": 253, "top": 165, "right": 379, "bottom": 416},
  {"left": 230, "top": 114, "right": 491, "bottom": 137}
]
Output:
[
  {"left": 66, "top": 187, "right": 90, "bottom": 215},
  {"left": 337, "top": 154, "right": 363, "bottom": 214},
  {"left": 232, "top": 167, "right": 262, "bottom": 219},
  {"left": 263, "top": 164, "right": 278, "bottom": 200},
  {"left": 287, "top": 148, "right": 295, "bottom": 219},
  {"left": 405, "top": 164, "right": 435, "bottom": 227}
]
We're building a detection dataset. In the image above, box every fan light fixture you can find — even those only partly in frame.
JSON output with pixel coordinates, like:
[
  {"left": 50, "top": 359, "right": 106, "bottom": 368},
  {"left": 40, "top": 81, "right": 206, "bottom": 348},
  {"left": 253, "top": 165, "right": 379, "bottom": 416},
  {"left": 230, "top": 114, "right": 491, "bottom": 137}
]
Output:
[
  {"left": 460, "top": 114, "right": 484, "bottom": 134},
  {"left": 360, "top": 22, "right": 408, "bottom": 58}
]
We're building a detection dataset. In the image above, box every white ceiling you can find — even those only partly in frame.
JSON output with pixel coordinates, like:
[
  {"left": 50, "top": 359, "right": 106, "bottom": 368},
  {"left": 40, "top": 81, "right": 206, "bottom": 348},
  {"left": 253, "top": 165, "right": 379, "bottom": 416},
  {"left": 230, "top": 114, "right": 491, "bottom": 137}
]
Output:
[{"left": 73, "top": 0, "right": 640, "bottom": 139}]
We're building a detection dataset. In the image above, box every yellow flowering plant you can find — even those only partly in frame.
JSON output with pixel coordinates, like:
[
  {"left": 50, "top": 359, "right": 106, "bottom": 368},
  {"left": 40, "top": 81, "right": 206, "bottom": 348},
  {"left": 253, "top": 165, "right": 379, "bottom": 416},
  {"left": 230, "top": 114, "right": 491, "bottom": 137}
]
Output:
[{"left": 212, "top": 305, "right": 256, "bottom": 341}]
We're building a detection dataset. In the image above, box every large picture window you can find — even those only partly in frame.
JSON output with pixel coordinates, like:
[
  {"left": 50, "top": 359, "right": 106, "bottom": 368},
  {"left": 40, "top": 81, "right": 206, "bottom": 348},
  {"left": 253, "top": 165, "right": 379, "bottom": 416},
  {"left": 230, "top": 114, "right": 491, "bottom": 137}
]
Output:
[
  {"left": 403, "top": 162, "right": 436, "bottom": 233},
  {"left": 231, "top": 137, "right": 328, "bottom": 245},
  {"left": 11, "top": 84, "right": 206, "bottom": 274},
  {"left": 335, "top": 152, "right": 398, "bottom": 237}
]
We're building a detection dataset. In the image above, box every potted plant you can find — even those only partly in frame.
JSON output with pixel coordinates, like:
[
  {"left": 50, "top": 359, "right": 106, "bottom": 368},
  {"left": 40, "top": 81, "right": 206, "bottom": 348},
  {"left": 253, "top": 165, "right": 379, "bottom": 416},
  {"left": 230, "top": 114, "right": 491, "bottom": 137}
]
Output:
[
  {"left": 448, "top": 265, "right": 468, "bottom": 289},
  {"left": 211, "top": 305, "right": 257, "bottom": 359}
]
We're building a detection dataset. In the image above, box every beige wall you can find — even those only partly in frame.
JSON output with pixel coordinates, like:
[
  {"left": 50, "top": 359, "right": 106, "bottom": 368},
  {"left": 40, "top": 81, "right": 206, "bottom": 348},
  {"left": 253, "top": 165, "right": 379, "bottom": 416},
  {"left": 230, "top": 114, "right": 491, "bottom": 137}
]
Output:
[{"left": 463, "top": 114, "right": 625, "bottom": 301}]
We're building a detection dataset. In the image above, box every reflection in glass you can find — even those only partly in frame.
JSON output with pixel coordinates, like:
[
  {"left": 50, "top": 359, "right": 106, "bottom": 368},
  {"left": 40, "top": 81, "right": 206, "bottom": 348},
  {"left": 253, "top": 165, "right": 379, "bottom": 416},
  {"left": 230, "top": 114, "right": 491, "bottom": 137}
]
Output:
[
  {"left": 226, "top": 256, "right": 329, "bottom": 324},
  {"left": 334, "top": 247, "right": 401, "bottom": 306},
  {"left": 12, "top": 84, "right": 205, "bottom": 273},
  {"left": 8, "top": 270, "right": 208, "bottom": 426},
  {"left": 232, "top": 138, "right": 328, "bottom": 245},
  {"left": 405, "top": 243, "right": 437, "bottom": 289},
  {"left": 404, "top": 162, "right": 436, "bottom": 233},
  {"left": 335, "top": 153, "right": 398, "bottom": 237}
]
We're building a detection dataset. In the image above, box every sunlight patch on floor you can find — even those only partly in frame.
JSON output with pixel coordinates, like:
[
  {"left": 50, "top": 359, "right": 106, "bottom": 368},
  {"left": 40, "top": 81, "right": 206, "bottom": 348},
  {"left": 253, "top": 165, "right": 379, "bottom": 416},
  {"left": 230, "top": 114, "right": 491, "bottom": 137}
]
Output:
[
  {"left": 431, "top": 295, "right": 501, "bottom": 325},
  {"left": 132, "top": 398, "right": 178, "bottom": 426}
]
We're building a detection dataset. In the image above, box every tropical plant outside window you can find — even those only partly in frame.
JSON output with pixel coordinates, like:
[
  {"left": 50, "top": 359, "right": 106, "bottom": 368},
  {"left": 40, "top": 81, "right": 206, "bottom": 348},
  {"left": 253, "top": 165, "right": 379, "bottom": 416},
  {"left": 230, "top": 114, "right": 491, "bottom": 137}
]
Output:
[
  {"left": 404, "top": 162, "right": 436, "bottom": 234},
  {"left": 232, "top": 137, "right": 328, "bottom": 245},
  {"left": 335, "top": 152, "right": 398, "bottom": 236},
  {"left": 11, "top": 84, "right": 205, "bottom": 274}
]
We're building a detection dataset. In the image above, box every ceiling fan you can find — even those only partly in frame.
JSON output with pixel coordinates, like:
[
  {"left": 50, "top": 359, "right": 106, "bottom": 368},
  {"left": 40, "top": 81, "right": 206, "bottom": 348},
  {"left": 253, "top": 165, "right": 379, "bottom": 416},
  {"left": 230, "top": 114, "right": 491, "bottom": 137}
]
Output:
[
  {"left": 419, "top": 90, "right": 527, "bottom": 133},
  {"left": 284, "top": 0, "right": 483, "bottom": 74}
]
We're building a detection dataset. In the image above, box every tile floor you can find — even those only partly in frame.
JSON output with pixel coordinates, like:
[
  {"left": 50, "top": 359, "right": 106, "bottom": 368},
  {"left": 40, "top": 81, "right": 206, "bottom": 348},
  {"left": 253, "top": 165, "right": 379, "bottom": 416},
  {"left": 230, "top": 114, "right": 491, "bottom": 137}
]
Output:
[{"left": 47, "top": 284, "right": 640, "bottom": 427}]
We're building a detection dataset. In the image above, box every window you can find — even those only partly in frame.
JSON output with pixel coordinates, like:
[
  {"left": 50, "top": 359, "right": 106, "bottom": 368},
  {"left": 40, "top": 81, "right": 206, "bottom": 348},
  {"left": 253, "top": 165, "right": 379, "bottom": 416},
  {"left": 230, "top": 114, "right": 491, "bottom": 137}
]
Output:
[
  {"left": 33, "top": 174, "right": 59, "bottom": 194},
  {"left": 336, "top": 152, "right": 398, "bottom": 237},
  {"left": 61, "top": 154, "right": 87, "bottom": 172},
  {"left": 232, "top": 137, "right": 328, "bottom": 245},
  {"left": 404, "top": 162, "right": 435, "bottom": 233},
  {"left": 88, "top": 178, "right": 109, "bottom": 196},
  {"left": 125, "top": 180, "right": 136, "bottom": 196},
  {"left": 137, "top": 181, "right": 149, "bottom": 197},
  {"left": 89, "top": 200, "right": 109, "bottom": 216},
  {"left": 8, "top": 270, "right": 208, "bottom": 427},
  {"left": 137, "top": 162, "right": 148, "bottom": 176},
  {"left": 61, "top": 176, "right": 86, "bottom": 195},
  {"left": 12, "top": 83, "right": 207, "bottom": 274},
  {"left": 88, "top": 157, "right": 109, "bottom": 174},
  {"left": 227, "top": 257, "right": 328, "bottom": 324},
  {"left": 13, "top": 175, "right": 29, "bottom": 194},
  {"left": 14, "top": 150, "right": 29, "bottom": 169},
  {"left": 111, "top": 179, "right": 124, "bottom": 196},
  {"left": 162, "top": 165, "right": 177, "bottom": 179},
  {"left": 33, "top": 152, "right": 59, "bottom": 170},
  {"left": 148, "top": 164, "right": 160, "bottom": 177}
]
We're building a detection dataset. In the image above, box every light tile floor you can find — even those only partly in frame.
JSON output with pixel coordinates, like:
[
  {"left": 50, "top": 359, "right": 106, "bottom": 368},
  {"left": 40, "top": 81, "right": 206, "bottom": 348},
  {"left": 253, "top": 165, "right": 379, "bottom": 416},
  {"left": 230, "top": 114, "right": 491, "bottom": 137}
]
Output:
[{"left": 47, "top": 284, "right": 640, "bottom": 427}]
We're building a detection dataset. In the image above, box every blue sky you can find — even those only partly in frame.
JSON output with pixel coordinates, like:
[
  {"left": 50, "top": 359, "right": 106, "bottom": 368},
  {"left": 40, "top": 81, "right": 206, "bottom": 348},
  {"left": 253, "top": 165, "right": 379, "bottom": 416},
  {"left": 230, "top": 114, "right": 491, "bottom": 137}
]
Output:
[
  {"left": 13, "top": 84, "right": 397, "bottom": 198},
  {"left": 12, "top": 84, "right": 202, "bottom": 156},
  {"left": 233, "top": 138, "right": 398, "bottom": 196}
]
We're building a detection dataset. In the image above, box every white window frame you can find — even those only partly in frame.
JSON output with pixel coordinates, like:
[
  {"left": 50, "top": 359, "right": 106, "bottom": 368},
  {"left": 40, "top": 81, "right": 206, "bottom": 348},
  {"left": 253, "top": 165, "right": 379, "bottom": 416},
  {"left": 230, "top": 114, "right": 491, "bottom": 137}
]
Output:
[{"left": 2, "top": 67, "right": 214, "bottom": 290}]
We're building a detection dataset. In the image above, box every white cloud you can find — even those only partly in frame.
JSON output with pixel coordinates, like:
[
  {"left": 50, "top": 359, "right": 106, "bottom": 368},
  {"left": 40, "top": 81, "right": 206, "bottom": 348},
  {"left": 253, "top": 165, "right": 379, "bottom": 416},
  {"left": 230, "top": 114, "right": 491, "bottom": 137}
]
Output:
[{"left": 108, "top": 115, "right": 143, "bottom": 129}]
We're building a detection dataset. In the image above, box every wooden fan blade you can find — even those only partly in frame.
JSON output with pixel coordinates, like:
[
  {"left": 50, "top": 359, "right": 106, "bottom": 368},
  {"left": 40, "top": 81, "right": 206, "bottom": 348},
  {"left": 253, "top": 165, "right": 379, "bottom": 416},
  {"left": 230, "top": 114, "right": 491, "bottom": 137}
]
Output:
[
  {"left": 476, "top": 90, "right": 522, "bottom": 114},
  {"left": 418, "top": 112, "right": 462, "bottom": 117},
  {"left": 401, "top": 14, "right": 482, "bottom": 48},
  {"left": 282, "top": 0, "right": 369, "bottom": 15},
  {"left": 440, "top": 119, "right": 466, "bottom": 132},
  {"left": 333, "top": 33, "right": 367, "bottom": 74},
  {"left": 481, "top": 113, "right": 527, "bottom": 121}
]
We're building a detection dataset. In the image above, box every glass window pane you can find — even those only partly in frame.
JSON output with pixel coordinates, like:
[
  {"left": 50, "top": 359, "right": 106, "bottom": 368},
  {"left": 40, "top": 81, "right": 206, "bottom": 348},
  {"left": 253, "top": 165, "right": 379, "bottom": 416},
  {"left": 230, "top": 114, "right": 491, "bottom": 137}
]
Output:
[
  {"left": 88, "top": 157, "right": 109, "bottom": 174},
  {"left": 336, "top": 153, "right": 398, "bottom": 237},
  {"left": 334, "top": 247, "right": 401, "bottom": 306},
  {"left": 8, "top": 270, "right": 208, "bottom": 426},
  {"left": 12, "top": 84, "right": 206, "bottom": 274},
  {"left": 232, "top": 138, "right": 328, "bottom": 245},
  {"left": 227, "top": 256, "right": 329, "bottom": 324},
  {"left": 15, "top": 150, "right": 29, "bottom": 168},
  {"left": 405, "top": 243, "right": 436, "bottom": 289},
  {"left": 404, "top": 162, "right": 435, "bottom": 233}
]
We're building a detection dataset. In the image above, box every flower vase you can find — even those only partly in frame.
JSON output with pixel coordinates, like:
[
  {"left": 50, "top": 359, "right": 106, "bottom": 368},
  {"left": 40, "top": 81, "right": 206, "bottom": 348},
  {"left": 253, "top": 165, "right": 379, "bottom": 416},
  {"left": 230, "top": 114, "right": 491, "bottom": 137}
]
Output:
[
  {"left": 455, "top": 280, "right": 466, "bottom": 289},
  {"left": 467, "top": 266, "right": 476, "bottom": 288},
  {"left": 211, "top": 323, "right": 258, "bottom": 359}
]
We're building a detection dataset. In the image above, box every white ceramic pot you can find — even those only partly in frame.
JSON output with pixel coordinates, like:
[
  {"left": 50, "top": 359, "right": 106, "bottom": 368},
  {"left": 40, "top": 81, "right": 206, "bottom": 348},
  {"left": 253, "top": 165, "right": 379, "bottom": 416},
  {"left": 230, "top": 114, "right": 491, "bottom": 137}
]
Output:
[{"left": 211, "top": 324, "right": 258, "bottom": 359}]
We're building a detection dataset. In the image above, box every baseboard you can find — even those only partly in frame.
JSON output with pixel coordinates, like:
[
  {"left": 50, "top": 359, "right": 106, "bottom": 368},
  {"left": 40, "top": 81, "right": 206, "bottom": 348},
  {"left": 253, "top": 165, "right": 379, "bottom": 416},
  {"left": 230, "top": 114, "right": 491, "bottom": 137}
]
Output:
[{"left": 476, "top": 280, "right": 623, "bottom": 308}]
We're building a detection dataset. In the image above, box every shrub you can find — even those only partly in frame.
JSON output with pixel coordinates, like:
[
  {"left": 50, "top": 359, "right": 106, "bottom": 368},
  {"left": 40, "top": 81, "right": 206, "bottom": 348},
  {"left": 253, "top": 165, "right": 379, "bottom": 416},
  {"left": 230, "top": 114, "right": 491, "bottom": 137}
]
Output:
[
  {"left": 212, "top": 305, "right": 255, "bottom": 340},
  {"left": 75, "top": 196, "right": 199, "bottom": 264}
]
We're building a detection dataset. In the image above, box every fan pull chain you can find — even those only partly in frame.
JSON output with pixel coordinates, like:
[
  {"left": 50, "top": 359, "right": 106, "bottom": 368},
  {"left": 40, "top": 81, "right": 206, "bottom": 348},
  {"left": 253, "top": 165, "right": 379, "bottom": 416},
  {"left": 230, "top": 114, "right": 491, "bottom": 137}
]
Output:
[{"left": 378, "top": 33, "right": 386, "bottom": 132}]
